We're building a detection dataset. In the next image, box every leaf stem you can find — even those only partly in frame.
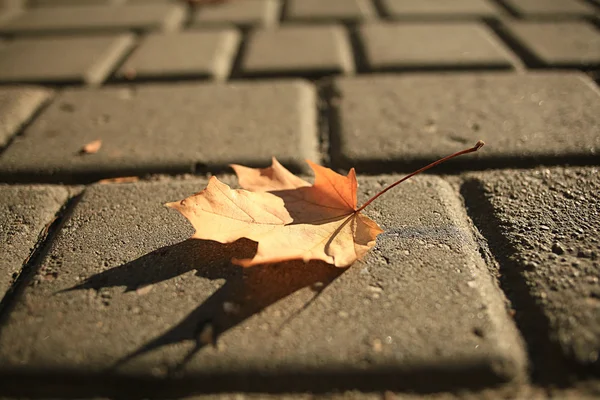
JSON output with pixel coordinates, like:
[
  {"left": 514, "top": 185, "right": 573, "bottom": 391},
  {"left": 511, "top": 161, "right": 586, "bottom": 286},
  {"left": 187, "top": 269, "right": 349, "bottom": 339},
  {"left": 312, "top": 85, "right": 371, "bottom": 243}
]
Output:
[{"left": 355, "top": 140, "right": 485, "bottom": 213}]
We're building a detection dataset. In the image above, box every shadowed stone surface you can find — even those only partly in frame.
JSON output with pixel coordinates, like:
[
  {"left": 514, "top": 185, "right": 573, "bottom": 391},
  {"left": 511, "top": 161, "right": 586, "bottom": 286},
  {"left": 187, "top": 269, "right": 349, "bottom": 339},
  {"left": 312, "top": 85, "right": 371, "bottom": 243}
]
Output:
[
  {"left": 358, "top": 22, "right": 517, "bottom": 71},
  {"left": 0, "top": 3, "right": 186, "bottom": 35},
  {"left": 116, "top": 29, "right": 241, "bottom": 81},
  {"left": 0, "top": 34, "right": 135, "bottom": 85},
  {"left": 502, "top": 21, "right": 600, "bottom": 68},
  {"left": 463, "top": 167, "right": 600, "bottom": 375},
  {"left": 285, "top": 0, "right": 376, "bottom": 23},
  {"left": 0, "top": 185, "right": 69, "bottom": 299},
  {"left": 380, "top": 0, "right": 502, "bottom": 20},
  {"left": 330, "top": 72, "right": 600, "bottom": 172},
  {"left": 0, "top": 175, "right": 526, "bottom": 396},
  {"left": 242, "top": 24, "right": 354, "bottom": 77},
  {"left": 501, "top": 0, "right": 597, "bottom": 18},
  {"left": 0, "top": 86, "right": 53, "bottom": 147},
  {"left": 0, "top": 80, "right": 318, "bottom": 182},
  {"left": 191, "top": 0, "right": 280, "bottom": 29}
]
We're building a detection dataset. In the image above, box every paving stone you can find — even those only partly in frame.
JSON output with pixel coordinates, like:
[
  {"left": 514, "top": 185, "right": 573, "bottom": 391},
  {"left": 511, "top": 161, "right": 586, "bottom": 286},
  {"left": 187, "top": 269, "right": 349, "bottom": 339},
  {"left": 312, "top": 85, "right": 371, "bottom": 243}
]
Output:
[
  {"left": 0, "top": 86, "right": 53, "bottom": 148},
  {"left": 0, "top": 184, "right": 69, "bottom": 300},
  {"left": 501, "top": 21, "right": 600, "bottom": 68},
  {"left": 285, "top": 0, "right": 376, "bottom": 23},
  {"left": 0, "top": 175, "right": 526, "bottom": 396},
  {"left": 0, "top": 34, "right": 135, "bottom": 85},
  {"left": 358, "top": 22, "right": 517, "bottom": 71},
  {"left": 0, "top": 80, "right": 318, "bottom": 182},
  {"left": 380, "top": 0, "right": 502, "bottom": 20},
  {"left": 501, "top": 0, "right": 597, "bottom": 18},
  {"left": 463, "top": 167, "right": 600, "bottom": 375},
  {"left": 330, "top": 72, "right": 600, "bottom": 172},
  {"left": 116, "top": 29, "right": 241, "bottom": 81},
  {"left": 0, "top": 3, "right": 186, "bottom": 35},
  {"left": 242, "top": 24, "right": 354, "bottom": 77},
  {"left": 191, "top": 0, "right": 280, "bottom": 29}
]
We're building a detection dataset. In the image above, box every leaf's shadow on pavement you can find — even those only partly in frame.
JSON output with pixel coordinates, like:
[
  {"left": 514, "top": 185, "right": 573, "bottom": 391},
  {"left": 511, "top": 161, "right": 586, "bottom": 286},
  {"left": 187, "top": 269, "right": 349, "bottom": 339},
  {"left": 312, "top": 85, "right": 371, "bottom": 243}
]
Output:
[{"left": 65, "top": 238, "right": 345, "bottom": 373}]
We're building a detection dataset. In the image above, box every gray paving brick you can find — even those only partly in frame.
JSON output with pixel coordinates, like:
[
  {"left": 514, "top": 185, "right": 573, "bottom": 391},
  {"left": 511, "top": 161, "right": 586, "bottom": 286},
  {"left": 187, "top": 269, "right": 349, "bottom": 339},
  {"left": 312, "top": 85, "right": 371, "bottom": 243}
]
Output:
[
  {"left": 358, "top": 22, "right": 517, "bottom": 71},
  {"left": 463, "top": 167, "right": 600, "bottom": 375},
  {"left": 330, "top": 72, "right": 600, "bottom": 172},
  {"left": 116, "top": 29, "right": 241, "bottom": 81},
  {"left": 380, "top": 0, "right": 502, "bottom": 20},
  {"left": 0, "top": 3, "right": 186, "bottom": 35},
  {"left": 0, "top": 34, "right": 135, "bottom": 85},
  {"left": 0, "top": 86, "right": 53, "bottom": 147},
  {"left": 242, "top": 24, "right": 354, "bottom": 77},
  {"left": 191, "top": 0, "right": 280, "bottom": 29},
  {"left": 501, "top": 0, "right": 597, "bottom": 18},
  {"left": 0, "top": 80, "right": 318, "bottom": 182},
  {"left": 0, "top": 175, "right": 526, "bottom": 396},
  {"left": 0, "top": 184, "right": 69, "bottom": 300},
  {"left": 285, "top": 0, "right": 376, "bottom": 23},
  {"left": 501, "top": 21, "right": 600, "bottom": 68}
]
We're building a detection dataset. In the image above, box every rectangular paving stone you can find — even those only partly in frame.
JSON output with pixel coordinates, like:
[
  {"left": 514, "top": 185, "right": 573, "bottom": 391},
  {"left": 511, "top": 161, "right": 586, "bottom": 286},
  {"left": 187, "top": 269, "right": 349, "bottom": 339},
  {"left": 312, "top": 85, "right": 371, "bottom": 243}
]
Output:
[
  {"left": 0, "top": 34, "right": 135, "bottom": 85},
  {"left": 116, "top": 29, "right": 241, "bottom": 82},
  {"left": 0, "top": 86, "right": 53, "bottom": 148},
  {"left": 191, "top": 0, "right": 280, "bottom": 29},
  {"left": 0, "top": 3, "right": 186, "bottom": 35},
  {"left": 380, "top": 0, "right": 502, "bottom": 20},
  {"left": 462, "top": 167, "right": 600, "bottom": 376},
  {"left": 242, "top": 24, "right": 354, "bottom": 78},
  {"left": 0, "top": 175, "right": 526, "bottom": 396},
  {"left": 285, "top": 0, "right": 376, "bottom": 23},
  {"left": 0, "top": 80, "right": 318, "bottom": 182},
  {"left": 358, "top": 22, "right": 518, "bottom": 71},
  {"left": 501, "top": 21, "right": 600, "bottom": 68},
  {"left": 330, "top": 72, "right": 600, "bottom": 172},
  {"left": 501, "top": 0, "right": 597, "bottom": 18},
  {"left": 0, "top": 184, "right": 69, "bottom": 300}
]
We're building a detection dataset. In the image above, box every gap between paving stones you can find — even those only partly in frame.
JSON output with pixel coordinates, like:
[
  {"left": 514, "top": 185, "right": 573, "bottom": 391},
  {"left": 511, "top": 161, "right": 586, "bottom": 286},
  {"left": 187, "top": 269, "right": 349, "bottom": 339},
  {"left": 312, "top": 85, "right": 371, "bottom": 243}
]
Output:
[
  {"left": 0, "top": 188, "right": 83, "bottom": 327},
  {"left": 459, "top": 178, "right": 590, "bottom": 385},
  {"left": 0, "top": 88, "right": 55, "bottom": 159}
]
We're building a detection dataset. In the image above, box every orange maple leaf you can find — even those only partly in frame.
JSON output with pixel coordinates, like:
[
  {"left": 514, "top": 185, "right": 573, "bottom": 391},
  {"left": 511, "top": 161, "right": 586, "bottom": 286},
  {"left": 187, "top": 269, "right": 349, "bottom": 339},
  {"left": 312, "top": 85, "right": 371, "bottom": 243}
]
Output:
[
  {"left": 167, "top": 158, "right": 382, "bottom": 267},
  {"left": 167, "top": 142, "right": 484, "bottom": 268}
]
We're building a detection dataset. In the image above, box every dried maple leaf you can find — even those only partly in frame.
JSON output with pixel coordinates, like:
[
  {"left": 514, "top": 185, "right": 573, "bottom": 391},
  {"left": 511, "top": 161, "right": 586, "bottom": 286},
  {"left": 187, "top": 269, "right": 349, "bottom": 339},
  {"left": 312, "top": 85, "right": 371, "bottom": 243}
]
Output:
[{"left": 167, "top": 142, "right": 484, "bottom": 268}]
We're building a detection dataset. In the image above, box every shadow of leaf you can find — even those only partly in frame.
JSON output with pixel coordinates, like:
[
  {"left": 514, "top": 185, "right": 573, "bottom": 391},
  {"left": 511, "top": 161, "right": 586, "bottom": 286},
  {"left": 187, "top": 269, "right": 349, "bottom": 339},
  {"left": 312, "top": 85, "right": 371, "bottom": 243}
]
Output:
[{"left": 64, "top": 238, "right": 346, "bottom": 373}]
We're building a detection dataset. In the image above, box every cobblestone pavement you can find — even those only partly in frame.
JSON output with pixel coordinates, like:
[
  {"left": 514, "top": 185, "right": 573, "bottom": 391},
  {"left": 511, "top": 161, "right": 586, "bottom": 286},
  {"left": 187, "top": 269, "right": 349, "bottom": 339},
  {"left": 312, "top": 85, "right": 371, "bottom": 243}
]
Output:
[{"left": 0, "top": 0, "right": 599, "bottom": 398}]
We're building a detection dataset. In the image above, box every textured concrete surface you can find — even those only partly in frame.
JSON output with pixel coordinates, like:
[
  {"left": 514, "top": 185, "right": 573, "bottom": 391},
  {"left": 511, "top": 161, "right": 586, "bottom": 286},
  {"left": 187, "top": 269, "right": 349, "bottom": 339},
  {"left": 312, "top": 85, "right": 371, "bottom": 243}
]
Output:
[
  {"left": 0, "top": 175, "right": 526, "bottom": 396},
  {"left": 359, "top": 22, "right": 517, "bottom": 71},
  {"left": 285, "top": 0, "right": 376, "bottom": 23},
  {"left": 242, "top": 24, "right": 354, "bottom": 77},
  {"left": 0, "top": 80, "right": 318, "bottom": 182},
  {"left": 191, "top": 0, "right": 280, "bottom": 29},
  {"left": 0, "top": 34, "right": 135, "bottom": 85},
  {"left": 0, "top": 3, "right": 186, "bottom": 34},
  {"left": 330, "top": 72, "right": 600, "bottom": 172},
  {"left": 0, "top": 0, "right": 598, "bottom": 397},
  {"left": 462, "top": 167, "right": 600, "bottom": 377},
  {"left": 380, "top": 0, "right": 502, "bottom": 20},
  {"left": 501, "top": 0, "right": 597, "bottom": 18},
  {"left": 0, "top": 86, "right": 53, "bottom": 147},
  {"left": 116, "top": 30, "right": 241, "bottom": 81},
  {"left": 501, "top": 21, "right": 600, "bottom": 68},
  {"left": 0, "top": 184, "right": 69, "bottom": 299}
]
